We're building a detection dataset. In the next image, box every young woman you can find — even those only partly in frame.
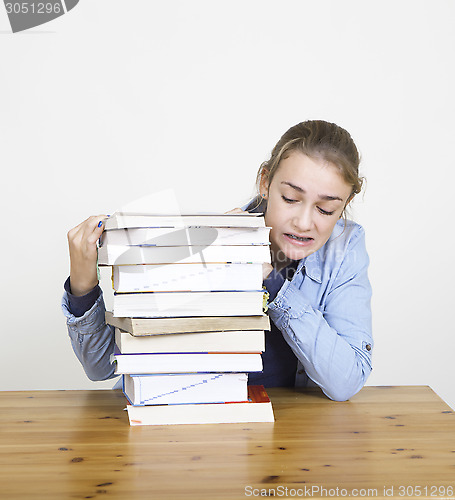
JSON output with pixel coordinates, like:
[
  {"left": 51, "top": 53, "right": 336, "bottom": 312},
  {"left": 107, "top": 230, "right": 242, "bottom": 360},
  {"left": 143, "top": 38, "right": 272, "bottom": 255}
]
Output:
[{"left": 62, "top": 120, "right": 373, "bottom": 401}]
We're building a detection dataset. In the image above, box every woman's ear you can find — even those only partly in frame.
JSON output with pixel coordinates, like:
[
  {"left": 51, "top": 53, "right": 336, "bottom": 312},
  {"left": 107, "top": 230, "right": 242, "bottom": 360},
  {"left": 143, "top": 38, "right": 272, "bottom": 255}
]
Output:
[
  {"left": 344, "top": 193, "right": 354, "bottom": 210},
  {"left": 259, "top": 171, "right": 270, "bottom": 199},
  {"left": 340, "top": 193, "right": 355, "bottom": 218}
]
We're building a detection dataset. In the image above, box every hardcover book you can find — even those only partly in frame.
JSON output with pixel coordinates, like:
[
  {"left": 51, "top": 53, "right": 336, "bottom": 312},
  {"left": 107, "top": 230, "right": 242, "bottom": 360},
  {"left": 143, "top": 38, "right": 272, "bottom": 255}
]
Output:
[
  {"left": 126, "top": 385, "right": 275, "bottom": 425},
  {"left": 101, "top": 226, "right": 271, "bottom": 247},
  {"left": 105, "top": 311, "right": 271, "bottom": 336},
  {"left": 104, "top": 212, "right": 266, "bottom": 230},
  {"left": 111, "top": 350, "right": 263, "bottom": 375},
  {"left": 111, "top": 290, "right": 265, "bottom": 318},
  {"left": 98, "top": 243, "right": 271, "bottom": 266},
  {"left": 111, "top": 262, "right": 263, "bottom": 292},
  {"left": 123, "top": 373, "right": 248, "bottom": 406},
  {"left": 115, "top": 328, "right": 265, "bottom": 354}
]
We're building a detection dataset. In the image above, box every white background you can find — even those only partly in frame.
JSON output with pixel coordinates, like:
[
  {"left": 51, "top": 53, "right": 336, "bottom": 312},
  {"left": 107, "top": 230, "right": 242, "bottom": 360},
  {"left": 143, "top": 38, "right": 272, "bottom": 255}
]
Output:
[{"left": 1, "top": 1, "right": 454, "bottom": 407}]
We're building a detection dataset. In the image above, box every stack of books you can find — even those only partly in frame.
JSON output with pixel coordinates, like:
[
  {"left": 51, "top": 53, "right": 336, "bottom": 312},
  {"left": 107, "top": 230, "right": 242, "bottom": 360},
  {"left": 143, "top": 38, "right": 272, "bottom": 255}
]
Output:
[{"left": 99, "top": 211, "right": 275, "bottom": 425}]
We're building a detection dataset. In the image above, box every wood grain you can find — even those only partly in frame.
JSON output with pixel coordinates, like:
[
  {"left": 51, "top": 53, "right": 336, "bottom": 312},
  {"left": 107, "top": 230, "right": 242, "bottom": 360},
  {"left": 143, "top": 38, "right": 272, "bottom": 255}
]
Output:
[{"left": 1, "top": 386, "right": 454, "bottom": 499}]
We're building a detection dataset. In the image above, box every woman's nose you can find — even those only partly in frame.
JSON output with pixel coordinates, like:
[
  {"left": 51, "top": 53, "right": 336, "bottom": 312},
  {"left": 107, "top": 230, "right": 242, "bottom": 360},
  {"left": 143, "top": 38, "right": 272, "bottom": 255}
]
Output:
[{"left": 292, "top": 207, "right": 314, "bottom": 232}]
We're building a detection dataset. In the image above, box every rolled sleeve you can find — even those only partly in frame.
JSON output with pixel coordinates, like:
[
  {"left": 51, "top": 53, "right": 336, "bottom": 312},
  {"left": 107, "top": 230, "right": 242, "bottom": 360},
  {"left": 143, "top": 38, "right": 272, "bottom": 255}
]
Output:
[{"left": 62, "top": 290, "right": 117, "bottom": 382}]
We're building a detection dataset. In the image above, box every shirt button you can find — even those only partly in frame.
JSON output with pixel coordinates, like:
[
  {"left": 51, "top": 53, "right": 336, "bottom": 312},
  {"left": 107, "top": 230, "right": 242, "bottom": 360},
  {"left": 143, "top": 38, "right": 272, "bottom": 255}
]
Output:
[
  {"left": 365, "top": 344, "right": 372, "bottom": 351},
  {"left": 297, "top": 369, "right": 305, "bottom": 375}
]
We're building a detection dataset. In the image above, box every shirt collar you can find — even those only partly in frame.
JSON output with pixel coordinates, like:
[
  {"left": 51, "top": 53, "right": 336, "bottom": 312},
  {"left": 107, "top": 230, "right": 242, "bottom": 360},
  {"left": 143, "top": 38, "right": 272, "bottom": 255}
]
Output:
[{"left": 300, "top": 249, "right": 322, "bottom": 283}]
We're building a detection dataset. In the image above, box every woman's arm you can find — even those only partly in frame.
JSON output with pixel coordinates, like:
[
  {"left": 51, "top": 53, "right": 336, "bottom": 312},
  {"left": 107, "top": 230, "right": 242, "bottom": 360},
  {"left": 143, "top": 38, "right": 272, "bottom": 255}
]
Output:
[
  {"left": 62, "top": 289, "right": 117, "bottom": 381},
  {"left": 62, "top": 214, "right": 117, "bottom": 381},
  {"left": 266, "top": 225, "right": 373, "bottom": 401}
]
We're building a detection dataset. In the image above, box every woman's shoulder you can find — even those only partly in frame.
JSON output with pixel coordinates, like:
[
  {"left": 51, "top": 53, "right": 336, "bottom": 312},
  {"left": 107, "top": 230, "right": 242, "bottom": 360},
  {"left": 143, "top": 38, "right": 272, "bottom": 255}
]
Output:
[
  {"left": 302, "top": 219, "right": 368, "bottom": 283},
  {"left": 317, "top": 218, "right": 368, "bottom": 269},
  {"left": 296, "top": 220, "right": 367, "bottom": 287},
  {"left": 328, "top": 218, "right": 366, "bottom": 246}
]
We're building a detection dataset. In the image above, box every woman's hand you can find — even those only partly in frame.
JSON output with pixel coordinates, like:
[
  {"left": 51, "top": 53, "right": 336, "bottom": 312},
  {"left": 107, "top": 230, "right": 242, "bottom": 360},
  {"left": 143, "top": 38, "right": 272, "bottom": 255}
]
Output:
[
  {"left": 262, "top": 262, "right": 273, "bottom": 280},
  {"left": 224, "top": 207, "right": 248, "bottom": 215},
  {"left": 67, "top": 215, "right": 108, "bottom": 296},
  {"left": 226, "top": 208, "right": 274, "bottom": 280}
]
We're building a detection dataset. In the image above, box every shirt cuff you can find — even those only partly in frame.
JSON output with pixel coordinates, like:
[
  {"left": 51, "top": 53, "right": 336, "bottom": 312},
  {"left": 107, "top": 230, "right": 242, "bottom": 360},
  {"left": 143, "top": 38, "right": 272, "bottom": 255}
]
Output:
[{"left": 64, "top": 276, "right": 102, "bottom": 317}]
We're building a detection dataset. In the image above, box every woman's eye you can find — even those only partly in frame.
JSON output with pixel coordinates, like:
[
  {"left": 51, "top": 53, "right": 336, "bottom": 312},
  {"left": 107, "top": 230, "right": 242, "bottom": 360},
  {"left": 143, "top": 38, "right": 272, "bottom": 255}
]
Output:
[
  {"left": 317, "top": 207, "right": 335, "bottom": 216},
  {"left": 282, "top": 195, "right": 297, "bottom": 204}
]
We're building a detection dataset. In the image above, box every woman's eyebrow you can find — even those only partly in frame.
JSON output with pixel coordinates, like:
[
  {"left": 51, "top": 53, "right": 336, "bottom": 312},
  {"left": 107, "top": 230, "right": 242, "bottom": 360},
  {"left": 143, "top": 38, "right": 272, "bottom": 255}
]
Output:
[{"left": 281, "top": 181, "right": 343, "bottom": 202}]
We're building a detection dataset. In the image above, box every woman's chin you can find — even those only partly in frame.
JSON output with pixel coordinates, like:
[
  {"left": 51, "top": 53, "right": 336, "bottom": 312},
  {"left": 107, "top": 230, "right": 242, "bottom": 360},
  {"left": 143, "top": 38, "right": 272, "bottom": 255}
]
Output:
[
  {"left": 271, "top": 245, "right": 313, "bottom": 266},
  {"left": 279, "top": 240, "right": 317, "bottom": 260}
]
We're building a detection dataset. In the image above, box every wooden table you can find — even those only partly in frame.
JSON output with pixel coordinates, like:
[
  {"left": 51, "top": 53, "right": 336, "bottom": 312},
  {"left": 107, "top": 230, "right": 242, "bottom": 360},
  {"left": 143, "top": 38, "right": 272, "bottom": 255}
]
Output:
[{"left": 1, "top": 386, "right": 454, "bottom": 499}]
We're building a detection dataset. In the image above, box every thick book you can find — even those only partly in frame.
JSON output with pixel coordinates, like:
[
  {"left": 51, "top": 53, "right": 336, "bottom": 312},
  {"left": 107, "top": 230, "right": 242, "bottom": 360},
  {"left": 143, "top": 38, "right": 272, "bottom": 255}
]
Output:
[
  {"left": 104, "top": 212, "right": 266, "bottom": 230},
  {"left": 100, "top": 226, "right": 271, "bottom": 247},
  {"left": 111, "top": 351, "right": 263, "bottom": 374},
  {"left": 115, "top": 328, "right": 265, "bottom": 354},
  {"left": 98, "top": 244, "right": 271, "bottom": 266},
  {"left": 126, "top": 385, "right": 275, "bottom": 425},
  {"left": 105, "top": 311, "right": 271, "bottom": 336},
  {"left": 123, "top": 373, "right": 248, "bottom": 406},
  {"left": 112, "top": 263, "right": 263, "bottom": 292},
  {"left": 112, "top": 290, "right": 265, "bottom": 318}
]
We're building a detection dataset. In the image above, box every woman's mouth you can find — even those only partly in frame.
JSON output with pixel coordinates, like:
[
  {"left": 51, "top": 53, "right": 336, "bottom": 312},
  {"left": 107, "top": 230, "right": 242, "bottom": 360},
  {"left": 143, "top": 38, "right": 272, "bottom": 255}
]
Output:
[{"left": 283, "top": 233, "right": 314, "bottom": 246}]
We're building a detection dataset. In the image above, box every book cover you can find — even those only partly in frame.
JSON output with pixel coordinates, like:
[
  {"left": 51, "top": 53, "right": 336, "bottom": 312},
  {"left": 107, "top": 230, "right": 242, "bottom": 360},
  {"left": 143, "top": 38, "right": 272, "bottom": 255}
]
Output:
[{"left": 123, "top": 373, "right": 248, "bottom": 406}]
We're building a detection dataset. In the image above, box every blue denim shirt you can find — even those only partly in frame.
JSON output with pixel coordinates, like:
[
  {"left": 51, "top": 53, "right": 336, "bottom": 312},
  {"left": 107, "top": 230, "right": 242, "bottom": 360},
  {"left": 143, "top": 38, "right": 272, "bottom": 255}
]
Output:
[
  {"left": 265, "top": 218, "right": 373, "bottom": 401},
  {"left": 61, "top": 212, "right": 373, "bottom": 401}
]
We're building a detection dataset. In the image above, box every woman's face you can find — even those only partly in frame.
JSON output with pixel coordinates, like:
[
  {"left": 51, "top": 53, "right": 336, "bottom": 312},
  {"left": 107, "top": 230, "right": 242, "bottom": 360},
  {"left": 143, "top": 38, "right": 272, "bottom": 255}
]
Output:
[{"left": 261, "top": 151, "right": 353, "bottom": 270}]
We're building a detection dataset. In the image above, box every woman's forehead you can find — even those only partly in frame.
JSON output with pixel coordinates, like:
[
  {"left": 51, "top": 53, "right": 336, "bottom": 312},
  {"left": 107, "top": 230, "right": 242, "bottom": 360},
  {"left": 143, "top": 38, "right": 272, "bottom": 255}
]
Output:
[{"left": 273, "top": 152, "right": 352, "bottom": 198}]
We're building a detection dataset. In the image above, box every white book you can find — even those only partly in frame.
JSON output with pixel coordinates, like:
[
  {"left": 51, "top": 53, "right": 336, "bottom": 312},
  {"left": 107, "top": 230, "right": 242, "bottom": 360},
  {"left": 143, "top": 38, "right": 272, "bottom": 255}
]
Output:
[
  {"left": 115, "top": 328, "right": 265, "bottom": 353},
  {"left": 98, "top": 244, "right": 271, "bottom": 266},
  {"left": 111, "top": 351, "right": 263, "bottom": 374},
  {"left": 123, "top": 373, "right": 248, "bottom": 405},
  {"left": 126, "top": 385, "right": 275, "bottom": 426},
  {"left": 112, "top": 290, "right": 265, "bottom": 318},
  {"left": 112, "top": 263, "right": 263, "bottom": 292},
  {"left": 101, "top": 226, "right": 271, "bottom": 247},
  {"left": 104, "top": 213, "right": 266, "bottom": 230}
]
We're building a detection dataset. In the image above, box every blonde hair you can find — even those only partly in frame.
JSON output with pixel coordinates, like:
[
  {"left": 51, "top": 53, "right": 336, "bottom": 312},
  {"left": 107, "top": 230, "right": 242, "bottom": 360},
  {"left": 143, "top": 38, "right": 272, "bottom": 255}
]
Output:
[{"left": 257, "top": 120, "right": 364, "bottom": 205}]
